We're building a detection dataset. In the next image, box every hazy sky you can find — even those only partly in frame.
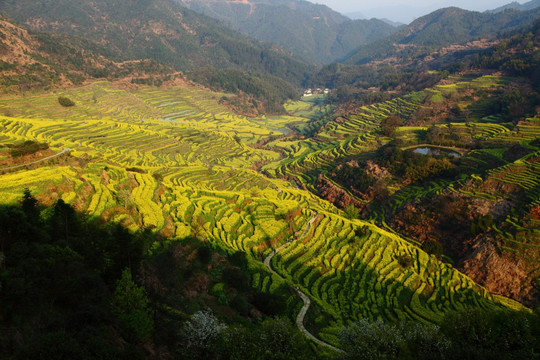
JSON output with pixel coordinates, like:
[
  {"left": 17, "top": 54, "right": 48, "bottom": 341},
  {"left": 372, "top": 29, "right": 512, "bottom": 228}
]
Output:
[{"left": 310, "top": 0, "right": 529, "bottom": 23}]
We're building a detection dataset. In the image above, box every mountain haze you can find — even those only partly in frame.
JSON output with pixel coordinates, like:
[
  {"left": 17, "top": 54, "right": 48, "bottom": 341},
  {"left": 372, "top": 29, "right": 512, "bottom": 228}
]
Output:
[{"left": 175, "top": 0, "right": 397, "bottom": 64}]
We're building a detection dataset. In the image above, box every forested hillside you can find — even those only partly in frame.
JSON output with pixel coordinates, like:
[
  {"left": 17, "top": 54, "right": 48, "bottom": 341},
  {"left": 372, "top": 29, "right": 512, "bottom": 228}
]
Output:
[
  {"left": 0, "top": 14, "right": 175, "bottom": 90},
  {"left": 345, "top": 6, "right": 540, "bottom": 66},
  {"left": 0, "top": 0, "right": 315, "bottom": 113}
]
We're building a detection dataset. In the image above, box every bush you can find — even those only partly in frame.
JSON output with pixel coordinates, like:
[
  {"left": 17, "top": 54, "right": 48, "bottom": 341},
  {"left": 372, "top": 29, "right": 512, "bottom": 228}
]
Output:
[
  {"left": 125, "top": 167, "right": 147, "bottom": 174},
  {"left": 222, "top": 267, "right": 249, "bottom": 291},
  {"left": 250, "top": 292, "right": 285, "bottom": 316},
  {"left": 344, "top": 204, "right": 360, "bottom": 220},
  {"left": 421, "top": 240, "right": 443, "bottom": 258},
  {"left": 9, "top": 140, "right": 48, "bottom": 157},
  {"left": 58, "top": 96, "right": 75, "bottom": 107},
  {"left": 198, "top": 246, "right": 212, "bottom": 265},
  {"left": 397, "top": 254, "right": 413, "bottom": 268},
  {"left": 228, "top": 251, "right": 248, "bottom": 269}
]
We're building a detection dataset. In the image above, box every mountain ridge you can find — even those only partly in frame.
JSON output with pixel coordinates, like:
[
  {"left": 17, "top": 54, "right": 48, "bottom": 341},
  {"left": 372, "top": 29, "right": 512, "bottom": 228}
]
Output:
[
  {"left": 0, "top": 14, "right": 175, "bottom": 90},
  {"left": 0, "top": 0, "right": 317, "bottom": 113},
  {"left": 0, "top": 0, "right": 314, "bottom": 82},
  {"left": 344, "top": 5, "right": 540, "bottom": 66},
  {"left": 489, "top": 0, "right": 540, "bottom": 13}
]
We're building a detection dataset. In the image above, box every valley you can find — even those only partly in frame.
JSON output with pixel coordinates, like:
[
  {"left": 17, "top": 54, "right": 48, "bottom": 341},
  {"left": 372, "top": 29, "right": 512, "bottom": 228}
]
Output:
[
  {"left": 0, "top": 0, "right": 539, "bottom": 359},
  {"left": 0, "top": 73, "right": 537, "bottom": 351}
]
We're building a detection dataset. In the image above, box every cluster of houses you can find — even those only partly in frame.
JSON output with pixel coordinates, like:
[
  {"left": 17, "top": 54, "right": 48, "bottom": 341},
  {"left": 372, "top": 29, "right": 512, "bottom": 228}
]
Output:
[{"left": 303, "top": 88, "right": 330, "bottom": 97}]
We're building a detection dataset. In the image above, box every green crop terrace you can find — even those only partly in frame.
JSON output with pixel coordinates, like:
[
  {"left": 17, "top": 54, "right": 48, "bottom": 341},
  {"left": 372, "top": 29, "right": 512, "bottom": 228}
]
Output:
[{"left": 0, "top": 77, "right": 533, "bottom": 348}]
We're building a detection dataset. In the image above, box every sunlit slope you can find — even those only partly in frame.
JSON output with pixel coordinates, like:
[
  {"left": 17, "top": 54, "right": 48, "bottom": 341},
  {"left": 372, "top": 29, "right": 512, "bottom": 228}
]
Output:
[{"left": 0, "top": 82, "right": 526, "bottom": 347}]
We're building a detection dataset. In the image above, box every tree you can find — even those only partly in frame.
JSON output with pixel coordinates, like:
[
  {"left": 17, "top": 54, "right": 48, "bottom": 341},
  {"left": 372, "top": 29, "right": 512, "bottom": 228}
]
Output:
[
  {"left": 182, "top": 310, "right": 227, "bottom": 358},
  {"left": 197, "top": 245, "right": 211, "bottom": 265},
  {"left": 339, "top": 319, "right": 403, "bottom": 360},
  {"left": 380, "top": 115, "right": 402, "bottom": 137},
  {"left": 229, "top": 251, "right": 248, "bottom": 269},
  {"left": 113, "top": 268, "right": 154, "bottom": 342},
  {"left": 344, "top": 204, "right": 359, "bottom": 220},
  {"left": 259, "top": 317, "right": 310, "bottom": 360},
  {"left": 117, "top": 188, "right": 133, "bottom": 209},
  {"left": 21, "top": 188, "right": 39, "bottom": 219},
  {"left": 220, "top": 325, "right": 262, "bottom": 360},
  {"left": 399, "top": 321, "right": 449, "bottom": 360},
  {"left": 223, "top": 267, "right": 249, "bottom": 291},
  {"left": 340, "top": 319, "right": 450, "bottom": 360},
  {"left": 441, "top": 309, "right": 539, "bottom": 360},
  {"left": 50, "top": 199, "right": 78, "bottom": 244},
  {"left": 397, "top": 254, "right": 413, "bottom": 268},
  {"left": 191, "top": 214, "right": 208, "bottom": 239}
]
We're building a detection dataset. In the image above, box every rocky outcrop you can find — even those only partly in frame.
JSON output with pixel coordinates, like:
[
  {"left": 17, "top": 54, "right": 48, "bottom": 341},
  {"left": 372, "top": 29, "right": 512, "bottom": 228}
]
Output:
[
  {"left": 460, "top": 235, "right": 538, "bottom": 307},
  {"left": 387, "top": 194, "right": 539, "bottom": 307},
  {"left": 316, "top": 174, "right": 368, "bottom": 214}
]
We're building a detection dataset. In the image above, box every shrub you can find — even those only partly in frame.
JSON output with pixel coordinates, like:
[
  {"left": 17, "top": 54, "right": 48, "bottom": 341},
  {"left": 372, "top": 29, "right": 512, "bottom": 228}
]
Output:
[
  {"left": 421, "top": 240, "right": 443, "bottom": 258},
  {"left": 58, "top": 96, "right": 75, "bottom": 107},
  {"left": 198, "top": 246, "right": 212, "bottom": 265},
  {"left": 344, "top": 204, "right": 360, "bottom": 220},
  {"left": 9, "top": 140, "right": 48, "bottom": 157},
  {"left": 125, "top": 167, "right": 147, "bottom": 174},
  {"left": 397, "top": 254, "right": 413, "bottom": 268},
  {"left": 223, "top": 267, "right": 249, "bottom": 291}
]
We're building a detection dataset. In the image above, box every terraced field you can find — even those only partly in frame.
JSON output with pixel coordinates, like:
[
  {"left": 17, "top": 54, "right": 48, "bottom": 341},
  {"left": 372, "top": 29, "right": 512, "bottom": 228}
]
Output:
[{"left": 0, "top": 79, "right": 532, "bottom": 348}]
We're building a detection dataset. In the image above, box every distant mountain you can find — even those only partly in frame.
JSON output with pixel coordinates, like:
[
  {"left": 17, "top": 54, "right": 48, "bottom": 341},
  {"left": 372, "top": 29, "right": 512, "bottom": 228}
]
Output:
[
  {"left": 0, "top": 14, "right": 173, "bottom": 90},
  {"left": 344, "top": 6, "right": 540, "bottom": 66},
  {"left": 175, "top": 0, "right": 397, "bottom": 64},
  {"left": 0, "top": 0, "right": 313, "bottom": 85},
  {"left": 489, "top": 0, "right": 540, "bottom": 13},
  {"left": 0, "top": 0, "right": 317, "bottom": 112},
  {"left": 474, "top": 18, "right": 540, "bottom": 84},
  {"left": 379, "top": 19, "right": 405, "bottom": 28},
  {"left": 355, "top": 4, "right": 443, "bottom": 25},
  {"left": 355, "top": 1, "right": 539, "bottom": 25}
]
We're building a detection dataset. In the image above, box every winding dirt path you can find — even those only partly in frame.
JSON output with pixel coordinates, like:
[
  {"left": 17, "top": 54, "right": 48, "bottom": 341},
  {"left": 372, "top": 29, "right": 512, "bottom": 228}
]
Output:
[
  {"left": 0, "top": 148, "right": 70, "bottom": 171},
  {"left": 264, "top": 212, "right": 345, "bottom": 353}
]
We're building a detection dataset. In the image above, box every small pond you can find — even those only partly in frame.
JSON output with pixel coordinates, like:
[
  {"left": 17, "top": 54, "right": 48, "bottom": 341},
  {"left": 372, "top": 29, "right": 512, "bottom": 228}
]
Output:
[{"left": 412, "top": 147, "right": 461, "bottom": 157}]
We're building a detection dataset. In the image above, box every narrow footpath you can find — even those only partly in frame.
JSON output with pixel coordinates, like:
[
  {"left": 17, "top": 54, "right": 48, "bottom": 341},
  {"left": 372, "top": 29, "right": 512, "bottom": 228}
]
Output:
[
  {"left": 0, "top": 148, "right": 70, "bottom": 171},
  {"left": 264, "top": 212, "right": 345, "bottom": 353}
]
